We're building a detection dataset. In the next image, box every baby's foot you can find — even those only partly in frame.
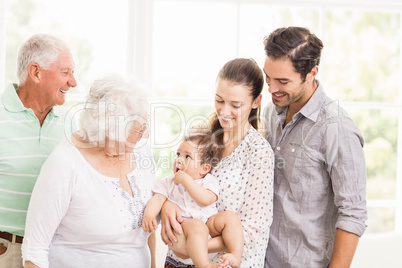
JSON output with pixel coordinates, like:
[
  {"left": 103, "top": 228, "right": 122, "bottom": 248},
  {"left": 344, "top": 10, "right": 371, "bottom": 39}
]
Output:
[
  {"left": 220, "top": 253, "right": 241, "bottom": 268},
  {"left": 206, "top": 263, "right": 223, "bottom": 268}
]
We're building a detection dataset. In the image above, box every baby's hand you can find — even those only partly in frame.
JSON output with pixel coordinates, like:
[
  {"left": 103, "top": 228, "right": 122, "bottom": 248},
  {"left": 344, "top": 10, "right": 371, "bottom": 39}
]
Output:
[
  {"left": 174, "top": 171, "right": 184, "bottom": 185},
  {"left": 174, "top": 171, "right": 190, "bottom": 185},
  {"left": 142, "top": 215, "right": 158, "bottom": 233}
]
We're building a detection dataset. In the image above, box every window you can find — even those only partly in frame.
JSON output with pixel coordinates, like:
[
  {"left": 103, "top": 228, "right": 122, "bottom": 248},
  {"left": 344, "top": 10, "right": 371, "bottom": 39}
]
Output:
[
  {"left": 1, "top": 0, "right": 401, "bottom": 234},
  {"left": 150, "top": 0, "right": 402, "bottom": 234},
  {"left": 2, "top": 0, "right": 129, "bottom": 95}
]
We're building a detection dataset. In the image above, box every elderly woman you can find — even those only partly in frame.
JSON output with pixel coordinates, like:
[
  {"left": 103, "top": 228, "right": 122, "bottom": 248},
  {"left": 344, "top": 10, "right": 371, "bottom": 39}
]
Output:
[{"left": 22, "top": 75, "right": 156, "bottom": 268}]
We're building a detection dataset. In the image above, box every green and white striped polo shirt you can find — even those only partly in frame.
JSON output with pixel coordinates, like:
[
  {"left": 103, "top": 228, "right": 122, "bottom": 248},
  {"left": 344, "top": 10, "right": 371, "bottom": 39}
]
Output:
[{"left": 0, "top": 83, "right": 75, "bottom": 236}]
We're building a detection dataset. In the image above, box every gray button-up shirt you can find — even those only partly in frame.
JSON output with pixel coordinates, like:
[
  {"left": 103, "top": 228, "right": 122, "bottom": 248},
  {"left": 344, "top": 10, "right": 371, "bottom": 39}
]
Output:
[{"left": 264, "top": 81, "right": 367, "bottom": 268}]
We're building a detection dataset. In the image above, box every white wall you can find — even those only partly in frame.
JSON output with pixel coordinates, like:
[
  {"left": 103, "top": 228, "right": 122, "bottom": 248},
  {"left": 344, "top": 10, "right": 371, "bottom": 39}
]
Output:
[{"left": 352, "top": 233, "right": 402, "bottom": 267}]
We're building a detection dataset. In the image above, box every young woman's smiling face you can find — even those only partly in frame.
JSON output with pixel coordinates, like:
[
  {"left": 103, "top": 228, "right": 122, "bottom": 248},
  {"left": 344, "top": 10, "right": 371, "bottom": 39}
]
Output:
[{"left": 214, "top": 78, "right": 258, "bottom": 131}]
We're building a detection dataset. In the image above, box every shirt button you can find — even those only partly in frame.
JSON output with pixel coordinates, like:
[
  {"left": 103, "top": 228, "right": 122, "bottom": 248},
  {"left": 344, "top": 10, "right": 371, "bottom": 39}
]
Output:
[
  {"left": 276, "top": 146, "right": 280, "bottom": 151},
  {"left": 291, "top": 148, "right": 295, "bottom": 153}
]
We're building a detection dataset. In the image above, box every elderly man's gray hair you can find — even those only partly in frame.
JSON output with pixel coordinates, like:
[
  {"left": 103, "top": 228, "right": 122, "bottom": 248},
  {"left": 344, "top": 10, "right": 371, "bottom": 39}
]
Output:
[{"left": 17, "top": 34, "right": 71, "bottom": 85}]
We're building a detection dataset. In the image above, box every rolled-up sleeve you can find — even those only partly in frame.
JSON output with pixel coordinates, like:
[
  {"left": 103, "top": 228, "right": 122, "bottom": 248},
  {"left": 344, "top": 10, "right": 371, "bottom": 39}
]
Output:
[{"left": 325, "top": 116, "right": 367, "bottom": 236}]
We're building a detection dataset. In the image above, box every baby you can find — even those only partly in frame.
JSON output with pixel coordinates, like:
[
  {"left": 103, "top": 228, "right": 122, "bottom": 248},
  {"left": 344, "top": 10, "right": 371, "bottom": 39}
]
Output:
[{"left": 142, "top": 129, "right": 243, "bottom": 268}]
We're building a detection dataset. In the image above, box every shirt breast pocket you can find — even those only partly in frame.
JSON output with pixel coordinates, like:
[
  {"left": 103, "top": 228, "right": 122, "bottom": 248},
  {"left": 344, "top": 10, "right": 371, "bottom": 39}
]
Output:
[
  {"left": 290, "top": 142, "right": 330, "bottom": 203},
  {"left": 290, "top": 140, "right": 324, "bottom": 166}
]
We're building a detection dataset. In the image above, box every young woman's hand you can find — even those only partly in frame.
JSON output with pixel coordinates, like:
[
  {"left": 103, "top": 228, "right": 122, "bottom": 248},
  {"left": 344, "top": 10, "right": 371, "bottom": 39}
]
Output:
[{"left": 160, "top": 200, "right": 183, "bottom": 245}]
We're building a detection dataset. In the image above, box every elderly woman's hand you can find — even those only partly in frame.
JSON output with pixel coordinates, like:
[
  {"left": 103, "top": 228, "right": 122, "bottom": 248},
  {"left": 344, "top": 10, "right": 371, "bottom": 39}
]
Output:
[
  {"left": 25, "top": 261, "right": 40, "bottom": 268},
  {"left": 160, "top": 200, "right": 183, "bottom": 245}
]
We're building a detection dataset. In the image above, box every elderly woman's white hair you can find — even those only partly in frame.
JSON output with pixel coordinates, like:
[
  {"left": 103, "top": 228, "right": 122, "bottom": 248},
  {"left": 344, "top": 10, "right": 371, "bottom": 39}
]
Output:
[
  {"left": 17, "top": 34, "right": 71, "bottom": 85},
  {"left": 79, "top": 74, "right": 149, "bottom": 145}
]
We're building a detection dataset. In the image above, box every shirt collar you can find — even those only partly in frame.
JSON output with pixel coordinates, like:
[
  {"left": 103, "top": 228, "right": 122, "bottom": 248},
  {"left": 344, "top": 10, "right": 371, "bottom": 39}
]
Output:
[
  {"left": 2, "top": 83, "right": 27, "bottom": 112},
  {"left": 50, "top": 104, "right": 61, "bottom": 117},
  {"left": 2, "top": 83, "right": 60, "bottom": 117},
  {"left": 274, "top": 80, "right": 326, "bottom": 123},
  {"left": 298, "top": 80, "right": 326, "bottom": 122}
]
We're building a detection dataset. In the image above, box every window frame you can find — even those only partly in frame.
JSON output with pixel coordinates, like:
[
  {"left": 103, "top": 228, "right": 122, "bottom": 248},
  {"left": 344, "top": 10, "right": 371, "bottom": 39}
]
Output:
[{"left": 0, "top": 0, "right": 5, "bottom": 89}]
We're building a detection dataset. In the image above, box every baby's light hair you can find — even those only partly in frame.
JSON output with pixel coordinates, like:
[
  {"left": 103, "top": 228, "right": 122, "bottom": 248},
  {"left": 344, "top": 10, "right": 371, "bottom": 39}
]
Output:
[{"left": 184, "top": 127, "right": 222, "bottom": 171}]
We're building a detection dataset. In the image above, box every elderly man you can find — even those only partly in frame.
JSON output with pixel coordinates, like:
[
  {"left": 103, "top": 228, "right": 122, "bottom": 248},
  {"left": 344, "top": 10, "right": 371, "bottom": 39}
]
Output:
[{"left": 0, "top": 34, "right": 77, "bottom": 268}]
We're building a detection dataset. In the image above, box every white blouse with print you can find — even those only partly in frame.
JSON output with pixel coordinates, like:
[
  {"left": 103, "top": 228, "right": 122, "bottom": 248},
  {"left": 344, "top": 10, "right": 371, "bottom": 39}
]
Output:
[
  {"left": 210, "top": 127, "right": 274, "bottom": 267},
  {"left": 167, "top": 127, "right": 274, "bottom": 267},
  {"left": 22, "top": 138, "right": 156, "bottom": 268}
]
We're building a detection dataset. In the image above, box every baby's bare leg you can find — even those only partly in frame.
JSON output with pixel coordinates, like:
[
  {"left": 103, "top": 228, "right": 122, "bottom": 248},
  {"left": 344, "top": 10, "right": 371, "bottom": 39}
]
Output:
[
  {"left": 181, "top": 219, "right": 221, "bottom": 268},
  {"left": 207, "top": 211, "right": 243, "bottom": 268}
]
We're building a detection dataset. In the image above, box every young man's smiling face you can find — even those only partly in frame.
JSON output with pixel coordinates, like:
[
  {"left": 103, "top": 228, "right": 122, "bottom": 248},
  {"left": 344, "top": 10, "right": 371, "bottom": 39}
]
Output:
[{"left": 263, "top": 56, "right": 315, "bottom": 110}]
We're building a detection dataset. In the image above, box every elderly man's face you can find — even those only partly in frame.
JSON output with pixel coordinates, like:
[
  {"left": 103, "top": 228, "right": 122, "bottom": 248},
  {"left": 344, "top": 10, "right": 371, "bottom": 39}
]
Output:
[{"left": 40, "top": 50, "right": 77, "bottom": 106}]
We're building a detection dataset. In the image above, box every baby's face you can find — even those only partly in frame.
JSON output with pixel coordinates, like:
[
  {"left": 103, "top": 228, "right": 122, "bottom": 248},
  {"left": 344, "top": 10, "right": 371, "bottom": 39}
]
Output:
[{"left": 173, "top": 140, "right": 205, "bottom": 179}]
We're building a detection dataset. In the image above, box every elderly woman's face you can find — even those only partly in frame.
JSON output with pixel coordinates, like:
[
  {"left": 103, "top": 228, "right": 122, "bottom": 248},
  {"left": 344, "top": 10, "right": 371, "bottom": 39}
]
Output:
[{"left": 125, "top": 115, "right": 149, "bottom": 148}]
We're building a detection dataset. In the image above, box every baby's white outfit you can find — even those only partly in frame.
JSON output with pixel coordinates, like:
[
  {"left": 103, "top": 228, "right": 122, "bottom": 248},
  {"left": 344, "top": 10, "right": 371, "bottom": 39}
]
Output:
[{"left": 153, "top": 173, "right": 219, "bottom": 223}]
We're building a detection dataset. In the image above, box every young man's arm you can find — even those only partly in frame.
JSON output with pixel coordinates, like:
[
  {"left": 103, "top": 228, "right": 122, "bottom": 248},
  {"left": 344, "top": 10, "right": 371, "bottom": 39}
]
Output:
[
  {"left": 174, "top": 171, "right": 217, "bottom": 207},
  {"left": 329, "top": 229, "right": 359, "bottom": 268},
  {"left": 327, "top": 116, "right": 367, "bottom": 267}
]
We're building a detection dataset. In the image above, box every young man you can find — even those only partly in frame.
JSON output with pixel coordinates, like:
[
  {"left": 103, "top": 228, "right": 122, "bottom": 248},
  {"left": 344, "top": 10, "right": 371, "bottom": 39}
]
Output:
[
  {"left": 0, "top": 34, "right": 77, "bottom": 268},
  {"left": 262, "top": 26, "right": 367, "bottom": 268}
]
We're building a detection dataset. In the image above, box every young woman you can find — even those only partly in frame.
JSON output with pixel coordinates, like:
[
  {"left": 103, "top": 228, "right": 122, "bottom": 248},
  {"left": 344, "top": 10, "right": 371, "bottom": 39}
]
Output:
[{"left": 161, "top": 58, "right": 275, "bottom": 267}]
